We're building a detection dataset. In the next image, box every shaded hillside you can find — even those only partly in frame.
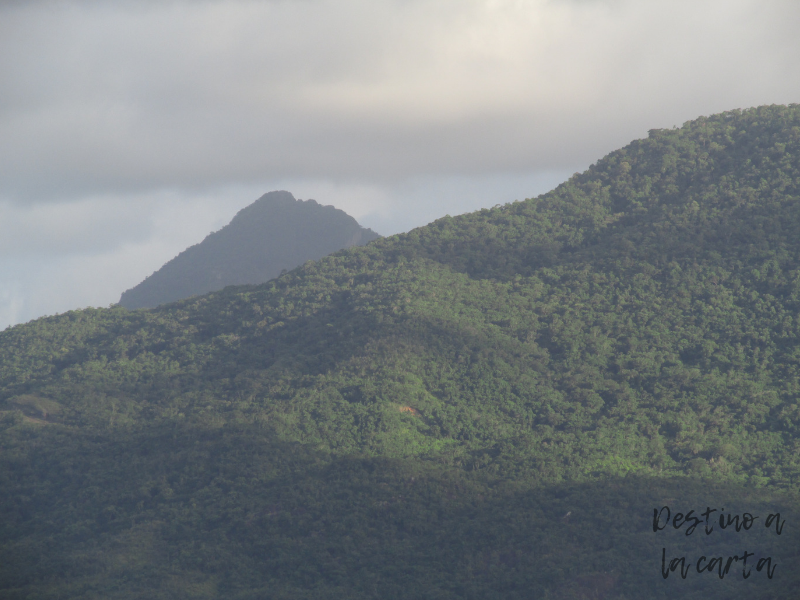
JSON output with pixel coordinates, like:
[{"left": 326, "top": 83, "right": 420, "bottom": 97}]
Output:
[
  {"left": 2, "top": 422, "right": 795, "bottom": 600},
  {"left": 2, "top": 104, "right": 800, "bottom": 599},
  {"left": 119, "top": 190, "right": 380, "bottom": 309}
]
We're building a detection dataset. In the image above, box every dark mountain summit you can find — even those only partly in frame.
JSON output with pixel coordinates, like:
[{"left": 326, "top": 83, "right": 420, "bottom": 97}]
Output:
[{"left": 118, "top": 190, "right": 380, "bottom": 309}]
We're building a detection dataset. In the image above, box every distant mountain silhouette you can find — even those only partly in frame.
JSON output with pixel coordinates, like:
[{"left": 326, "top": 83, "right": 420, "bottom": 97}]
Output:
[{"left": 119, "top": 190, "right": 380, "bottom": 309}]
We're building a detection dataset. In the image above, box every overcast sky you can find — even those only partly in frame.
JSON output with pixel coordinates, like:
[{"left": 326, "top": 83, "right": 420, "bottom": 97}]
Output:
[{"left": 2, "top": 0, "right": 799, "bottom": 328}]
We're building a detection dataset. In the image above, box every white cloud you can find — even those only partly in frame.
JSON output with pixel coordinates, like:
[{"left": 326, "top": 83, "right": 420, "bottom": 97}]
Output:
[
  {"left": 0, "top": 185, "right": 258, "bottom": 326},
  {"left": 2, "top": 0, "right": 798, "bottom": 199}
]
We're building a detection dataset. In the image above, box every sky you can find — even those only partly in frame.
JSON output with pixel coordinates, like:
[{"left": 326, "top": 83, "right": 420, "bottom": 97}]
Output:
[{"left": 1, "top": 0, "right": 799, "bottom": 328}]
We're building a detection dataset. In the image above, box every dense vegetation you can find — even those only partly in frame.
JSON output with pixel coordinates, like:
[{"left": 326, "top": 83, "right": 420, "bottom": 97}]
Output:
[
  {"left": 2, "top": 105, "right": 800, "bottom": 599},
  {"left": 119, "top": 191, "right": 379, "bottom": 309}
]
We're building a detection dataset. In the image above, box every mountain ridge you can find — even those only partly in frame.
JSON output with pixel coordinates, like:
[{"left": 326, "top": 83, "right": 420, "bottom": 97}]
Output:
[
  {"left": 118, "top": 190, "right": 380, "bottom": 309},
  {"left": 2, "top": 104, "right": 800, "bottom": 599}
]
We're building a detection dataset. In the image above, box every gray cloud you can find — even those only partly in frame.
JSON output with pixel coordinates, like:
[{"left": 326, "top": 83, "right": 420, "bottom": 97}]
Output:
[
  {"left": 0, "top": 197, "right": 153, "bottom": 256},
  {"left": 0, "top": 185, "right": 258, "bottom": 326},
  {"left": 2, "top": 0, "right": 798, "bottom": 201}
]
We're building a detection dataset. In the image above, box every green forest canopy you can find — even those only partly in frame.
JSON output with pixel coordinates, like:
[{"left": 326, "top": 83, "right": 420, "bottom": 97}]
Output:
[{"left": 2, "top": 104, "right": 800, "bottom": 599}]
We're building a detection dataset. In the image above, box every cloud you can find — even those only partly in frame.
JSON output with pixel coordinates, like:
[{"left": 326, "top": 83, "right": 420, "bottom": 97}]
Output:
[
  {"left": 1, "top": 0, "right": 798, "bottom": 202},
  {"left": 286, "top": 170, "right": 576, "bottom": 236},
  {"left": 0, "top": 184, "right": 263, "bottom": 326},
  {"left": 0, "top": 197, "right": 152, "bottom": 256}
]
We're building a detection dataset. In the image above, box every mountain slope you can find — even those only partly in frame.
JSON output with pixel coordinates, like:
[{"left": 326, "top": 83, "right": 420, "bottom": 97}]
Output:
[
  {"left": 118, "top": 190, "right": 380, "bottom": 309},
  {"left": 9, "top": 105, "right": 800, "bottom": 481},
  {"left": 2, "top": 104, "right": 800, "bottom": 599}
]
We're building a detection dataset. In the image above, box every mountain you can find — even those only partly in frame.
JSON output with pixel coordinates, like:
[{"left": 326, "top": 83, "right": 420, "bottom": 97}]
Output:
[
  {"left": 118, "top": 190, "right": 380, "bottom": 309},
  {"left": 2, "top": 105, "right": 800, "bottom": 599}
]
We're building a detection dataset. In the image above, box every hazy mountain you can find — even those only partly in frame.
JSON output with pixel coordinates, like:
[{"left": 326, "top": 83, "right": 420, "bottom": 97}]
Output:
[
  {"left": 2, "top": 105, "right": 800, "bottom": 599},
  {"left": 118, "top": 190, "right": 380, "bottom": 309}
]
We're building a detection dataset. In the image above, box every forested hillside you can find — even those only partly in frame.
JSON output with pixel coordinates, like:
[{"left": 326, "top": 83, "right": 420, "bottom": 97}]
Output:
[
  {"left": 118, "top": 191, "right": 380, "bottom": 309},
  {"left": 2, "top": 105, "right": 800, "bottom": 599}
]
